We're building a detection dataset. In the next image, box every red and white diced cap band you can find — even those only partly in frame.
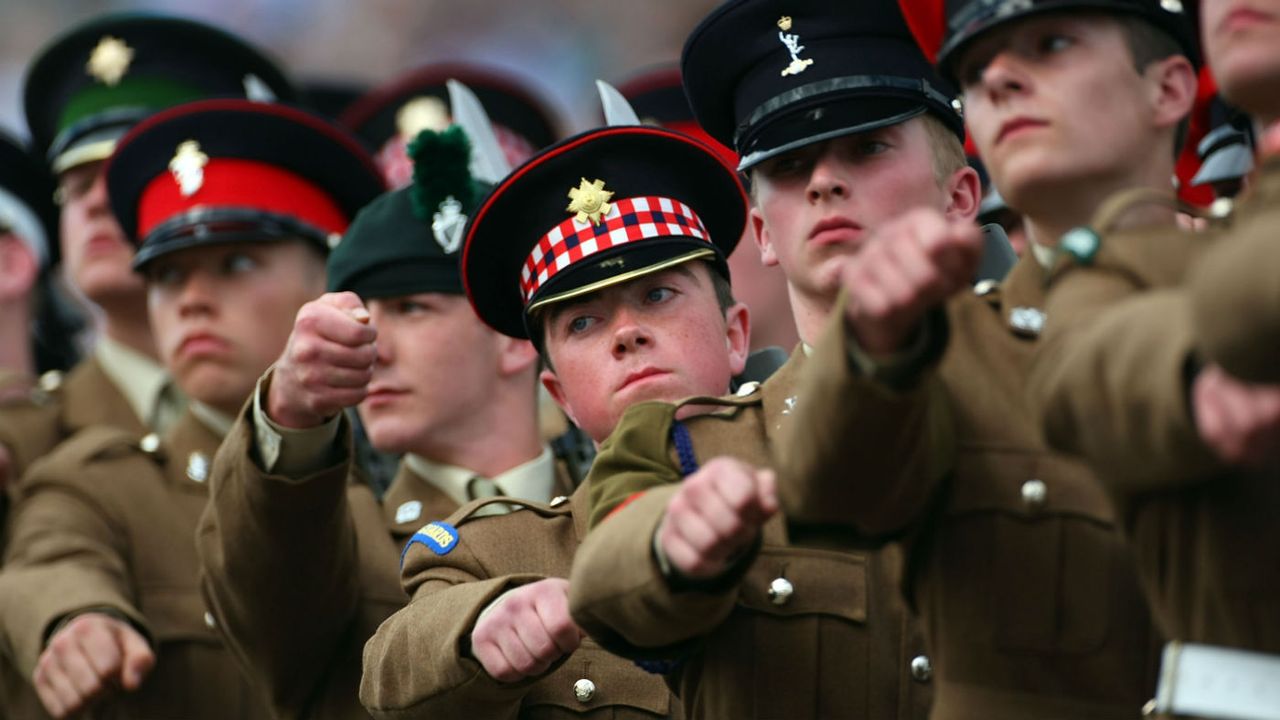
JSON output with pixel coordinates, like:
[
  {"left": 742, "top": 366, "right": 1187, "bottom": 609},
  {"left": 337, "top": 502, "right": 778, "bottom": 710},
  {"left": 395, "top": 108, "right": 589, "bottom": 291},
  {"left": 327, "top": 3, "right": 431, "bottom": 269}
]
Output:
[{"left": 519, "top": 195, "right": 710, "bottom": 303}]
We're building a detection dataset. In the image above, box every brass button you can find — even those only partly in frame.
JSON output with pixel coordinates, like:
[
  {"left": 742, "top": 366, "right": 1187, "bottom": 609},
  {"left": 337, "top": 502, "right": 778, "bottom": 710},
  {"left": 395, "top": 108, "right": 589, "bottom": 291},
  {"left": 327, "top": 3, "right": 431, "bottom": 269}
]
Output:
[
  {"left": 910, "top": 655, "right": 932, "bottom": 682},
  {"left": 1021, "top": 479, "right": 1047, "bottom": 510},
  {"left": 37, "top": 370, "right": 63, "bottom": 393},
  {"left": 573, "top": 678, "right": 596, "bottom": 703},
  {"left": 735, "top": 381, "right": 760, "bottom": 397},
  {"left": 203, "top": 611, "right": 216, "bottom": 630},
  {"left": 767, "top": 577, "right": 794, "bottom": 606},
  {"left": 550, "top": 495, "right": 569, "bottom": 508},
  {"left": 186, "top": 452, "right": 209, "bottom": 483}
]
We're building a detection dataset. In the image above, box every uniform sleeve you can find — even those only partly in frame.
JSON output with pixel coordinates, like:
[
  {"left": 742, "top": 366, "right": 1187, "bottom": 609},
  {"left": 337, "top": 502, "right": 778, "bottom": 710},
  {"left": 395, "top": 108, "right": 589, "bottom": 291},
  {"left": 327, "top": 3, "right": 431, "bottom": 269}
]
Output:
[
  {"left": 0, "top": 444, "right": 151, "bottom": 674},
  {"left": 1189, "top": 159, "right": 1280, "bottom": 383},
  {"left": 0, "top": 397, "right": 63, "bottom": 481},
  {"left": 195, "top": 397, "right": 361, "bottom": 719},
  {"left": 570, "top": 484, "right": 740, "bottom": 659},
  {"left": 776, "top": 300, "right": 955, "bottom": 538},
  {"left": 1029, "top": 262, "right": 1221, "bottom": 495},
  {"left": 359, "top": 528, "right": 546, "bottom": 719}
]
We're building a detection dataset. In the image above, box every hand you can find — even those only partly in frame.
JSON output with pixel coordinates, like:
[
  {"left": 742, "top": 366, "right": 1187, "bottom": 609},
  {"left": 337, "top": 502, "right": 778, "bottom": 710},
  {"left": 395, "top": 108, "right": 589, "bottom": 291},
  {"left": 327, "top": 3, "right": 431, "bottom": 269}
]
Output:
[
  {"left": 471, "top": 578, "right": 583, "bottom": 683},
  {"left": 33, "top": 612, "right": 155, "bottom": 718},
  {"left": 841, "top": 208, "right": 982, "bottom": 355},
  {"left": 1193, "top": 364, "right": 1280, "bottom": 469},
  {"left": 658, "top": 457, "right": 778, "bottom": 580},
  {"left": 268, "top": 292, "right": 377, "bottom": 429}
]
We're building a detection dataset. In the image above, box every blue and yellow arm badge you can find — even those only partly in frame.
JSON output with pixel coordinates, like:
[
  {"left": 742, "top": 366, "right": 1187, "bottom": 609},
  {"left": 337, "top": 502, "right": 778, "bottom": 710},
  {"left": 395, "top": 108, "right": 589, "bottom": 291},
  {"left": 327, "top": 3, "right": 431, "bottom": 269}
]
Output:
[{"left": 401, "top": 521, "right": 460, "bottom": 566}]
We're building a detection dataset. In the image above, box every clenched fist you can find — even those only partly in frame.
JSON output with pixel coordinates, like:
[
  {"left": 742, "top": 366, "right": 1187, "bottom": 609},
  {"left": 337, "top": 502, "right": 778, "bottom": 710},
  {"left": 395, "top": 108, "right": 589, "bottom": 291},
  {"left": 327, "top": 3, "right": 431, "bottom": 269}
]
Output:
[
  {"left": 1193, "top": 364, "right": 1280, "bottom": 470},
  {"left": 33, "top": 612, "right": 155, "bottom": 718},
  {"left": 841, "top": 208, "right": 982, "bottom": 355},
  {"left": 658, "top": 456, "right": 778, "bottom": 580},
  {"left": 268, "top": 292, "right": 377, "bottom": 429},
  {"left": 471, "top": 578, "right": 584, "bottom": 683}
]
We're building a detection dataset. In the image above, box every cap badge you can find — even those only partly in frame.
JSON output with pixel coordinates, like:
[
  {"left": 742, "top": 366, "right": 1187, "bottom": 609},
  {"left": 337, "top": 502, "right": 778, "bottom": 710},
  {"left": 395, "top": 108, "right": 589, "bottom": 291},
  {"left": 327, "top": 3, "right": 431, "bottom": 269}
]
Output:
[
  {"left": 397, "top": 96, "right": 452, "bottom": 141},
  {"left": 169, "top": 141, "right": 209, "bottom": 197},
  {"left": 86, "top": 35, "right": 134, "bottom": 86},
  {"left": 432, "top": 196, "right": 466, "bottom": 253},
  {"left": 566, "top": 178, "right": 614, "bottom": 226},
  {"left": 777, "top": 16, "right": 814, "bottom": 77}
]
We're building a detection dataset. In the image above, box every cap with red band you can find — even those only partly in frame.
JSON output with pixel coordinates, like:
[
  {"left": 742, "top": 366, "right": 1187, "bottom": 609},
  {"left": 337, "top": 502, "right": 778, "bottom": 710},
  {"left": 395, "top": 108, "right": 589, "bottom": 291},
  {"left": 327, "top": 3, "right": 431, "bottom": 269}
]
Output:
[
  {"left": 105, "top": 99, "right": 385, "bottom": 270},
  {"left": 462, "top": 125, "right": 747, "bottom": 341}
]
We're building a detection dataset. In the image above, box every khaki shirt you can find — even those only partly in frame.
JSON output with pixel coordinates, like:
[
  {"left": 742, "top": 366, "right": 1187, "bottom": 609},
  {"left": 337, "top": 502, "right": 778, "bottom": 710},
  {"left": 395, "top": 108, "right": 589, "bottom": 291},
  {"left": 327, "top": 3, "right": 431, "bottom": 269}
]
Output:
[
  {"left": 1029, "top": 197, "right": 1280, "bottom": 652},
  {"left": 0, "top": 408, "right": 273, "bottom": 718},
  {"left": 783, "top": 255, "right": 1163, "bottom": 719},
  {"left": 362, "top": 482, "right": 679, "bottom": 719},
  {"left": 571, "top": 351, "right": 933, "bottom": 720}
]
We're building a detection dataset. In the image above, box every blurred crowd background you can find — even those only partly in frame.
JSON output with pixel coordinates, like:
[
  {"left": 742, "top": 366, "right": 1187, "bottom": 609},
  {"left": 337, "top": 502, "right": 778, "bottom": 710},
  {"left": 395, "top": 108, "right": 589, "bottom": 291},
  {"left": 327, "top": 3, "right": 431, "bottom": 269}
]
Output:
[{"left": 0, "top": 0, "right": 722, "bottom": 137}]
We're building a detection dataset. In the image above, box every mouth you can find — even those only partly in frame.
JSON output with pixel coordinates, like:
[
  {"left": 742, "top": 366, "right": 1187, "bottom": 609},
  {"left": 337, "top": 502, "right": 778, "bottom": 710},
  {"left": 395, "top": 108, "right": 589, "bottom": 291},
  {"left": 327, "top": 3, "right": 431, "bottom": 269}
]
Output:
[
  {"left": 618, "top": 367, "right": 671, "bottom": 393},
  {"left": 1220, "top": 5, "right": 1275, "bottom": 32},
  {"left": 996, "top": 117, "right": 1049, "bottom": 145},
  {"left": 176, "top": 332, "right": 231, "bottom": 359},
  {"left": 363, "top": 387, "right": 407, "bottom": 406},
  {"left": 82, "top": 232, "right": 128, "bottom": 258},
  {"left": 808, "top": 217, "right": 864, "bottom": 246}
]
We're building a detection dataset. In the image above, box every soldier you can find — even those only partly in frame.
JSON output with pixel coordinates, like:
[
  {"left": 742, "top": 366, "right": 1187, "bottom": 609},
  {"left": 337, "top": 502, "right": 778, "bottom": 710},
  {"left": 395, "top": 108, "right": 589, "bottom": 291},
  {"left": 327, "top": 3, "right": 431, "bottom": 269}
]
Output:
[
  {"left": 612, "top": 65, "right": 799, "bottom": 353},
  {"left": 0, "top": 133, "right": 61, "bottom": 395},
  {"left": 777, "top": 0, "right": 1201, "bottom": 716},
  {"left": 360, "top": 120, "right": 753, "bottom": 717},
  {"left": 0, "top": 99, "right": 383, "bottom": 719},
  {"left": 193, "top": 99, "right": 572, "bottom": 719},
  {"left": 564, "top": 0, "right": 977, "bottom": 717},
  {"left": 1023, "top": 0, "right": 1280, "bottom": 702},
  {"left": 0, "top": 13, "right": 297, "bottom": 483}
]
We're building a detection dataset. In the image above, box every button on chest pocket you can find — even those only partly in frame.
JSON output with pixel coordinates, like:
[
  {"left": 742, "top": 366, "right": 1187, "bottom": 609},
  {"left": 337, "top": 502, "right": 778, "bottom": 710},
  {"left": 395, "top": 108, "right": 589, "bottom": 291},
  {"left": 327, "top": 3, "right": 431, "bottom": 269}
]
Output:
[
  {"left": 939, "top": 452, "right": 1122, "bottom": 655},
  {"left": 521, "top": 640, "right": 672, "bottom": 717}
]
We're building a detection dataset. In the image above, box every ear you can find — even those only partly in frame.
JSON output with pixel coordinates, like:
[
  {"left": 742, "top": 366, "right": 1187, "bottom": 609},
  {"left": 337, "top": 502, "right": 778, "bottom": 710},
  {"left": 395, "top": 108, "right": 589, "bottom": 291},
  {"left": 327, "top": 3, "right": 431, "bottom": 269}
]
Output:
[
  {"left": 496, "top": 335, "right": 540, "bottom": 377},
  {"left": 0, "top": 237, "right": 39, "bottom": 301},
  {"left": 724, "top": 301, "right": 751, "bottom": 376},
  {"left": 539, "top": 368, "right": 579, "bottom": 427},
  {"left": 1148, "top": 54, "right": 1197, "bottom": 132},
  {"left": 748, "top": 205, "right": 780, "bottom": 267},
  {"left": 942, "top": 165, "right": 982, "bottom": 224}
]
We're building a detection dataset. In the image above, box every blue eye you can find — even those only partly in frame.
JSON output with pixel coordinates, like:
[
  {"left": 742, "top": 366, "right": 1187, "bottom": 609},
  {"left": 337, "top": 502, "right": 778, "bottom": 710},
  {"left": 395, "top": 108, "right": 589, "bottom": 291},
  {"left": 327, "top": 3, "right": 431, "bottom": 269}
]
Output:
[
  {"left": 1039, "top": 34, "right": 1073, "bottom": 55},
  {"left": 150, "top": 263, "right": 184, "bottom": 288},
  {"left": 224, "top": 253, "right": 257, "bottom": 275},
  {"left": 567, "top": 315, "right": 595, "bottom": 334},
  {"left": 645, "top": 287, "right": 674, "bottom": 304}
]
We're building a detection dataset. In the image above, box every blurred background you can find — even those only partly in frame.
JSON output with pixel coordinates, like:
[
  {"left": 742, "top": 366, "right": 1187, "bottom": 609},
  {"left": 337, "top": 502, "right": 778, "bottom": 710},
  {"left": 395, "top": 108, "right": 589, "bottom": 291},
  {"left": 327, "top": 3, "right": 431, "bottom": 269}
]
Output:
[{"left": 0, "top": 0, "right": 723, "bottom": 137}]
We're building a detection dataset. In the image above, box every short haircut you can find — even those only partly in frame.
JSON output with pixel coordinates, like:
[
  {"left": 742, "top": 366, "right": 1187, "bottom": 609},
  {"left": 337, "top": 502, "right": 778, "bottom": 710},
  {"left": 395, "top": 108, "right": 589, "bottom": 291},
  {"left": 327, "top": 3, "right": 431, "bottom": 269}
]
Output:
[
  {"left": 1115, "top": 13, "right": 1192, "bottom": 157},
  {"left": 919, "top": 114, "right": 968, "bottom": 186}
]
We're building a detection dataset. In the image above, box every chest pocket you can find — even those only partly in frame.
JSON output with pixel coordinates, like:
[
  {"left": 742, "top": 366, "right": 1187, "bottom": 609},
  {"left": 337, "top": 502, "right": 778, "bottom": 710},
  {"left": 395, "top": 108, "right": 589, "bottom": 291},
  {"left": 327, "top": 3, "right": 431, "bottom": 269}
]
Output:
[
  {"left": 736, "top": 545, "right": 867, "bottom": 622},
  {"left": 521, "top": 640, "right": 672, "bottom": 718},
  {"left": 935, "top": 449, "right": 1122, "bottom": 654}
]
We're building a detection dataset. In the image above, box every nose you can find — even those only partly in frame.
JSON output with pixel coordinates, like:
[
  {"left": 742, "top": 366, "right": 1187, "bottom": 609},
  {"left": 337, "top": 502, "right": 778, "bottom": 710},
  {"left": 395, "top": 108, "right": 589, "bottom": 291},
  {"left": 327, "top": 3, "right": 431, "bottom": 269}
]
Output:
[
  {"left": 978, "top": 51, "right": 1028, "bottom": 100},
  {"left": 610, "top": 308, "right": 653, "bottom": 358},
  {"left": 176, "top": 268, "right": 217, "bottom": 319},
  {"left": 84, "top": 170, "right": 112, "bottom": 218},
  {"left": 806, "top": 148, "right": 850, "bottom": 204}
]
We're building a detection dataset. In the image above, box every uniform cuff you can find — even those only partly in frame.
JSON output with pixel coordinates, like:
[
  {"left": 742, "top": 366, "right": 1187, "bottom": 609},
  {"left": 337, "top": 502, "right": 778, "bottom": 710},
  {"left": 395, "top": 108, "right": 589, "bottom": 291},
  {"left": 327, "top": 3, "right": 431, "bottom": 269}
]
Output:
[{"left": 251, "top": 370, "right": 342, "bottom": 477}]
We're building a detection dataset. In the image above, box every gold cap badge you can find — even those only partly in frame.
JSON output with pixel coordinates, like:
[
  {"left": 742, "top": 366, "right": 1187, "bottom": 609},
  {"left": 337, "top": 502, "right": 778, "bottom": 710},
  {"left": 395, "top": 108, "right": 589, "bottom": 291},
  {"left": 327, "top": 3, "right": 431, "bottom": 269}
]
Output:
[
  {"left": 86, "top": 36, "right": 134, "bottom": 86},
  {"left": 169, "top": 140, "right": 209, "bottom": 197},
  {"left": 776, "top": 16, "right": 814, "bottom": 77},
  {"left": 396, "top": 96, "right": 452, "bottom": 141},
  {"left": 566, "top": 178, "right": 614, "bottom": 226}
]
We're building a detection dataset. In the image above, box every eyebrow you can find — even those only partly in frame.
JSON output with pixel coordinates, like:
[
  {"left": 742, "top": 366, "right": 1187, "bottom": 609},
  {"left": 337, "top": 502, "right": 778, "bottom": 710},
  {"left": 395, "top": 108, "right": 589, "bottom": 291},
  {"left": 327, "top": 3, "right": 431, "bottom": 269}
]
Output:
[{"left": 542, "top": 263, "right": 703, "bottom": 329}]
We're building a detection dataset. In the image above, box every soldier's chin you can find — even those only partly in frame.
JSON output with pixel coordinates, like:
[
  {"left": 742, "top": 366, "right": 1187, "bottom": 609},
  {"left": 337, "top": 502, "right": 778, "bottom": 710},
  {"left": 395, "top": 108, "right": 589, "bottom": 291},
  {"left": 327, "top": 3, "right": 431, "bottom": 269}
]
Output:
[{"left": 179, "top": 365, "right": 254, "bottom": 413}]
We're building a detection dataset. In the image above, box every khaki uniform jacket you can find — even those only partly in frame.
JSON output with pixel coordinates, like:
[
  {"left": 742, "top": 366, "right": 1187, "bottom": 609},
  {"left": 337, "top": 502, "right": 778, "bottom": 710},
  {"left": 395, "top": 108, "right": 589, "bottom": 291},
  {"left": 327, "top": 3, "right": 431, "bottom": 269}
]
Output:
[
  {"left": 570, "top": 352, "right": 933, "bottom": 720},
  {"left": 1190, "top": 156, "right": 1280, "bottom": 383},
  {"left": 0, "top": 356, "right": 145, "bottom": 481},
  {"left": 362, "top": 482, "right": 679, "bottom": 719},
  {"left": 197, "top": 402, "right": 578, "bottom": 719},
  {"left": 1029, "top": 207, "right": 1280, "bottom": 651},
  {"left": 0, "top": 409, "right": 273, "bottom": 718},
  {"left": 784, "top": 256, "right": 1162, "bottom": 719}
]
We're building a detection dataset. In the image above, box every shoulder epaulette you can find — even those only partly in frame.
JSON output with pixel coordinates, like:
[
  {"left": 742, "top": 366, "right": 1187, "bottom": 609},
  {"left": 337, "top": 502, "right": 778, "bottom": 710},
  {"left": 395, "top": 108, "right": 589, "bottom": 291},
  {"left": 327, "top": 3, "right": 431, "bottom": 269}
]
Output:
[{"left": 446, "top": 494, "right": 573, "bottom": 528}]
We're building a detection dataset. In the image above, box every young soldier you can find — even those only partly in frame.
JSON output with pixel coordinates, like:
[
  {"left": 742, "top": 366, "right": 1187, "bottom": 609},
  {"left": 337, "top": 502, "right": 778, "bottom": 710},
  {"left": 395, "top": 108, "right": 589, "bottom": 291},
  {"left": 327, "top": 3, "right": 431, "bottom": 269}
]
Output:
[
  {"left": 0, "top": 14, "right": 296, "bottom": 483},
  {"left": 779, "top": 0, "right": 1198, "bottom": 716},
  {"left": 193, "top": 120, "right": 585, "bottom": 718},
  {"left": 565, "top": 1, "right": 979, "bottom": 717},
  {"left": 0, "top": 100, "right": 383, "bottom": 719},
  {"left": 1024, "top": 0, "right": 1280, "bottom": 684},
  {"left": 360, "top": 122, "right": 751, "bottom": 718}
]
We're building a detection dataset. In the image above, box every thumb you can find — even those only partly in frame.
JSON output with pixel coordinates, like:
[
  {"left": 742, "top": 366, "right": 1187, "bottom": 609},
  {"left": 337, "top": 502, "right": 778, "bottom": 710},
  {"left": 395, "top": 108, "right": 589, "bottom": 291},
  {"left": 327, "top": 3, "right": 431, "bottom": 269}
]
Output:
[
  {"left": 755, "top": 468, "right": 779, "bottom": 516},
  {"left": 113, "top": 624, "right": 155, "bottom": 691},
  {"left": 320, "top": 291, "right": 370, "bottom": 323}
]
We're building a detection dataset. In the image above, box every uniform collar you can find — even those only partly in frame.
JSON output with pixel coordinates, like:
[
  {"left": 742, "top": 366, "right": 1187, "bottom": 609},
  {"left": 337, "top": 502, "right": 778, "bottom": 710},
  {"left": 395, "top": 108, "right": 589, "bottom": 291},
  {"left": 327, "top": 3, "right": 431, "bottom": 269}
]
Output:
[
  {"left": 94, "top": 336, "right": 174, "bottom": 427},
  {"left": 403, "top": 446, "right": 556, "bottom": 507},
  {"left": 189, "top": 400, "right": 234, "bottom": 439}
]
